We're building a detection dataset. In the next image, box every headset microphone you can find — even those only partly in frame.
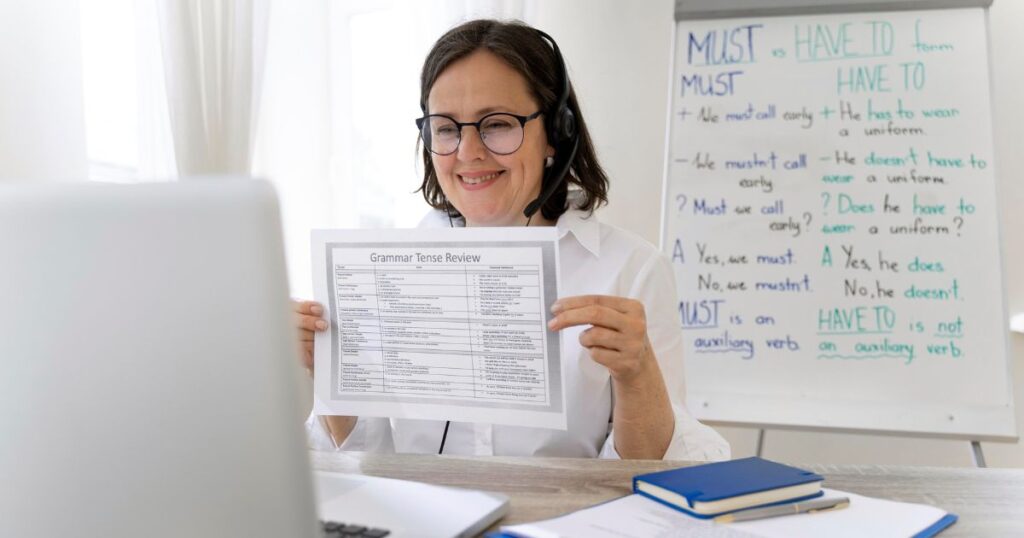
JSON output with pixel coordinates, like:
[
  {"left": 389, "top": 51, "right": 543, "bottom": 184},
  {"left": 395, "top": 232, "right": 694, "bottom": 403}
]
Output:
[{"left": 524, "top": 29, "right": 579, "bottom": 221}]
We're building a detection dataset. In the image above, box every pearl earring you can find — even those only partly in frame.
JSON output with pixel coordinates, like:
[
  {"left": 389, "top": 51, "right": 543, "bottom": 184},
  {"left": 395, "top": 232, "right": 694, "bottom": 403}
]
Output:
[{"left": 545, "top": 156, "right": 554, "bottom": 168}]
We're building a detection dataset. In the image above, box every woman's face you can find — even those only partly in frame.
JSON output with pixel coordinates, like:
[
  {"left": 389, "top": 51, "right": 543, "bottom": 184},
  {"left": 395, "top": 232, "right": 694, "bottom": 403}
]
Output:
[{"left": 426, "top": 49, "right": 554, "bottom": 227}]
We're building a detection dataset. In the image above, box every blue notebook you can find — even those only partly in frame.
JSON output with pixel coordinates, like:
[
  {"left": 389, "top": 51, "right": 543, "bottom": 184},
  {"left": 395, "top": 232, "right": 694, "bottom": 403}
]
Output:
[{"left": 633, "top": 457, "right": 824, "bottom": 518}]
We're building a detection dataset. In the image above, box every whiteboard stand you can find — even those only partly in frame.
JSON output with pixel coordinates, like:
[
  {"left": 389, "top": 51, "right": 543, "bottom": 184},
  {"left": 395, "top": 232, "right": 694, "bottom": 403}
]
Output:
[
  {"left": 753, "top": 428, "right": 988, "bottom": 467},
  {"left": 971, "top": 441, "right": 987, "bottom": 468}
]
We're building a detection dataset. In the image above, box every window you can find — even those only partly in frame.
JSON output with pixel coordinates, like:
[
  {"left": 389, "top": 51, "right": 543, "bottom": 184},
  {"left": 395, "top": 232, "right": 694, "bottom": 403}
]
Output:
[{"left": 80, "top": 0, "right": 175, "bottom": 182}]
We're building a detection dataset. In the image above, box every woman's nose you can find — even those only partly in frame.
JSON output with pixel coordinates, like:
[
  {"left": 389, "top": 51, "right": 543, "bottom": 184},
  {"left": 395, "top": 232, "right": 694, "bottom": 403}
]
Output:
[{"left": 456, "top": 127, "right": 488, "bottom": 161}]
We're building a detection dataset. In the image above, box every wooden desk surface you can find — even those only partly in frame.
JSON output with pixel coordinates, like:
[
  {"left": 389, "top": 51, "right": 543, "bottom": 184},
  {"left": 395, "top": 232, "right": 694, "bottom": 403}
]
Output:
[{"left": 311, "top": 451, "right": 1024, "bottom": 537}]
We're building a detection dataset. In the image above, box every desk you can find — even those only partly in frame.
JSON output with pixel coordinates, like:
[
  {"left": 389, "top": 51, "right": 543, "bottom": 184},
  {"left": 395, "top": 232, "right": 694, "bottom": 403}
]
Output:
[{"left": 311, "top": 451, "right": 1024, "bottom": 537}]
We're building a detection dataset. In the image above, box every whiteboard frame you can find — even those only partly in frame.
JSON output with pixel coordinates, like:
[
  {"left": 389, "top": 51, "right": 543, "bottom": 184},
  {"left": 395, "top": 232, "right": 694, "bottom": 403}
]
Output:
[
  {"left": 693, "top": 394, "right": 1017, "bottom": 441},
  {"left": 979, "top": 5, "right": 1018, "bottom": 443},
  {"left": 675, "top": 0, "right": 993, "bottom": 20},
  {"left": 660, "top": 2, "right": 1018, "bottom": 443}
]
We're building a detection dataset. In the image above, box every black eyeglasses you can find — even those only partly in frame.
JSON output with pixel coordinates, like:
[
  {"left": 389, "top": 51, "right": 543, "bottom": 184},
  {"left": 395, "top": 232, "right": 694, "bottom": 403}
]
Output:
[{"left": 415, "top": 111, "right": 543, "bottom": 155}]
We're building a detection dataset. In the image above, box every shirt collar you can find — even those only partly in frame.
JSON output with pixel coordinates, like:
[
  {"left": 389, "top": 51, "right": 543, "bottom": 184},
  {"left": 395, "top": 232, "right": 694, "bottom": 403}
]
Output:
[
  {"left": 557, "top": 204, "right": 601, "bottom": 259},
  {"left": 419, "top": 191, "right": 602, "bottom": 258}
]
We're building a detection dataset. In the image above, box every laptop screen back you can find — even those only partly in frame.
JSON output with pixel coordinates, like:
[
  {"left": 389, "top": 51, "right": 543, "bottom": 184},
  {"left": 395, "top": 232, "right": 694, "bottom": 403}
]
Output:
[{"left": 0, "top": 179, "right": 319, "bottom": 538}]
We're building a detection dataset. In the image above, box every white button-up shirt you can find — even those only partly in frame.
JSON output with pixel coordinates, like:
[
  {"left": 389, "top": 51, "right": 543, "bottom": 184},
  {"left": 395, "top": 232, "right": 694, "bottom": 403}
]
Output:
[{"left": 307, "top": 203, "right": 730, "bottom": 461}]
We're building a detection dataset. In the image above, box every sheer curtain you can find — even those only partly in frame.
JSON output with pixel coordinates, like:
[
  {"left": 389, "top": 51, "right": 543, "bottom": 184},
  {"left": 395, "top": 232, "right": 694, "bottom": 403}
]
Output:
[
  {"left": 78, "top": 0, "right": 535, "bottom": 295},
  {"left": 157, "top": 0, "right": 269, "bottom": 175}
]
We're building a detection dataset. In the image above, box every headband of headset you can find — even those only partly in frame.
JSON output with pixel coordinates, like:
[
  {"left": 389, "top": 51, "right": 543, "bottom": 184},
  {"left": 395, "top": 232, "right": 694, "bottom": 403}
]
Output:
[{"left": 533, "top": 29, "right": 577, "bottom": 147}]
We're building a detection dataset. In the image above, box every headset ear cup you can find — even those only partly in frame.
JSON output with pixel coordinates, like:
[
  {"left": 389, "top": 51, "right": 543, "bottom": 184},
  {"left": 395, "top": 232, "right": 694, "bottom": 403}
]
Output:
[
  {"left": 549, "top": 106, "right": 576, "bottom": 145},
  {"left": 560, "top": 107, "right": 576, "bottom": 142}
]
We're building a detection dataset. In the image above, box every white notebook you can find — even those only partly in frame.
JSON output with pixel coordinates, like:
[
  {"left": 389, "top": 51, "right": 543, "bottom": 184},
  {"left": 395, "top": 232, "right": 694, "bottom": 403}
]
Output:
[{"left": 502, "top": 488, "right": 955, "bottom": 538}]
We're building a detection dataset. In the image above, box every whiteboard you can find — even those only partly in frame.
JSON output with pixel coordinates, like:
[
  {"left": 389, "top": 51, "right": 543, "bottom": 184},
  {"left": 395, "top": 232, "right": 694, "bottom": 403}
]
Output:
[{"left": 661, "top": 7, "right": 1016, "bottom": 440}]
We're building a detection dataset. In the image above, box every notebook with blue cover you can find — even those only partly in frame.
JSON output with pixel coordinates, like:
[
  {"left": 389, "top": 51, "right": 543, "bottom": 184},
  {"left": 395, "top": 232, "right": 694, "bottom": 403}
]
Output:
[{"left": 633, "top": 457, "right": 824, "bottom": 518}]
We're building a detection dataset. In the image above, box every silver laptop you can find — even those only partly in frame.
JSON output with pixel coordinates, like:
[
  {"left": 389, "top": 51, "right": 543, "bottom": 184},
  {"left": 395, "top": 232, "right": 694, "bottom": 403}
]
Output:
[
  {"left": 0, "top": 179, "right": 320, "bottom": 538},
  {"left": 0, "top": 179, "right": 507, "bottom": 538}
]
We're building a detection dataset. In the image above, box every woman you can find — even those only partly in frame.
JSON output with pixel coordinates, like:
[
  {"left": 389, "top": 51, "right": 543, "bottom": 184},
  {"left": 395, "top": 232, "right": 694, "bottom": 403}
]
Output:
[{"left": 295, "top": 19, "right": 728, "bottom": 461}]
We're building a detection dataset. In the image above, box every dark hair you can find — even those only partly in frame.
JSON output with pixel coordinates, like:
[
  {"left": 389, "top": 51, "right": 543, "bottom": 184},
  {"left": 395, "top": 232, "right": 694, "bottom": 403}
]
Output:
[{"left": 416, "top": 19, "right": 609, "bottom": 222}]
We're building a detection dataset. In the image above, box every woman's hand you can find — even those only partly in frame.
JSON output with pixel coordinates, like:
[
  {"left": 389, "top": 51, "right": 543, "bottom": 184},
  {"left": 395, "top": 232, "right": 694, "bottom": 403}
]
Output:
[
  {"left": 292, "top": 299, "right": 327, "bottom": 372},
  {"left": 293, "top": 300, "right": 357, "bottom": 445},
  {"left": 548, "top": 294, "right": 674, "bottom": 458},
  {"left": 547, "top": 295, "right": 656, "bottom": 385}
]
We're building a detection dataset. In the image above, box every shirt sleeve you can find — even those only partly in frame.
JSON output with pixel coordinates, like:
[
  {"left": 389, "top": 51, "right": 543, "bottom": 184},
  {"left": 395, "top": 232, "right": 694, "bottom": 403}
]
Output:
[{"left": 603, "top": 250, "right": 731, "bottom": 462}]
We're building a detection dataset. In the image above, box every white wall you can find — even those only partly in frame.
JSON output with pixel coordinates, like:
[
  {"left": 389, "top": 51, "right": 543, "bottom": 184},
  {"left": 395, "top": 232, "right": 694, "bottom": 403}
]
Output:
[
  {"left": 0, "top": 1, "right": 88, "bottom": 182},
  {"left": 537, "top": 0, "right": 1024, "bottom": 467}
]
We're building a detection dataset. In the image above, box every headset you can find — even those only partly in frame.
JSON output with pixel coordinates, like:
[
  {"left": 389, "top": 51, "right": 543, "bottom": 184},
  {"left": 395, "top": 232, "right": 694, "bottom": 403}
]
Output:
[
  {"left": 438, "top": 27, "right": 578, "bottom": 454},
  {"left": 523, "top": 28, "right": 581, "bottom": 221}
]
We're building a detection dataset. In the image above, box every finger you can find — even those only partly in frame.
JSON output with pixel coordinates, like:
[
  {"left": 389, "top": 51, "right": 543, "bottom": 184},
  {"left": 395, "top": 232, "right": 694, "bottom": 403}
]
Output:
[
  {"left": 579, "top": 326, "right": 625, "bottom": 351},
  {"left": 295, "top": 313, "right": 328, "bottom": 332},
  {"left": 548, "top": 304, "right": 627, "bottom": 332},
  {"left": 585, "top": 345, "right": 619, "bottom": 367},
  {"left": 299, "top": 329, "right": 315, "bottom": 342},
  {"left": 293, "top": 299, "right": 324, "bottom": 316},
  {"left": 552, "top": 295, "right": 639, "bottom": 315}
]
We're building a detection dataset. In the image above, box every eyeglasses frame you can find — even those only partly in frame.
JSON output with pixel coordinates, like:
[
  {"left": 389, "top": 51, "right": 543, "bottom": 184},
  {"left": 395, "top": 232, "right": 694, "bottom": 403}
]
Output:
[{"left": 415, "top": 110, "right": 544, "bottom": 156}]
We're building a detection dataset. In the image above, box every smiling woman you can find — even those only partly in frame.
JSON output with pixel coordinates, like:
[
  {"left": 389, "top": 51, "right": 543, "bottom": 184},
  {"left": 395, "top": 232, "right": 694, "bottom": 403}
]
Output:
[
  {"left": 416, "top": 21, "right": 607, "bottom": 227},
  {"left": 297, "top": 19, "right": 730, "bottom": 462}
]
